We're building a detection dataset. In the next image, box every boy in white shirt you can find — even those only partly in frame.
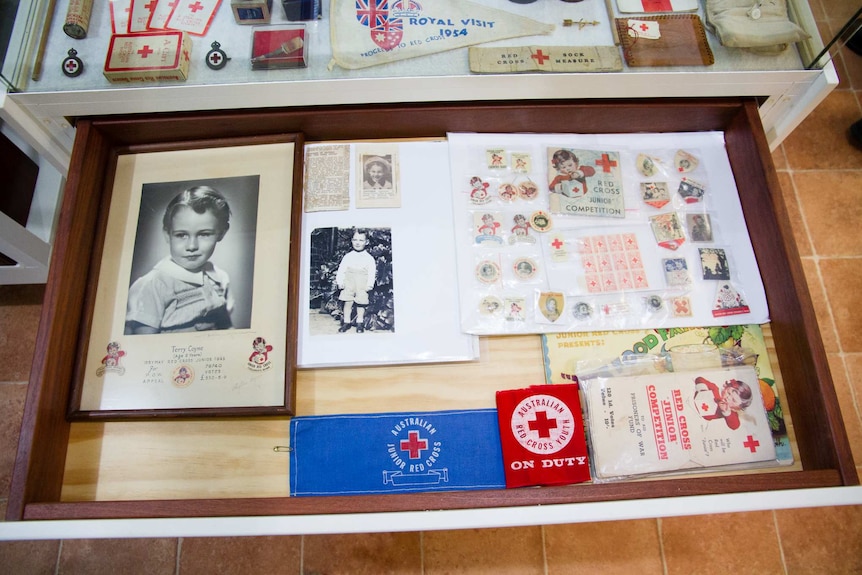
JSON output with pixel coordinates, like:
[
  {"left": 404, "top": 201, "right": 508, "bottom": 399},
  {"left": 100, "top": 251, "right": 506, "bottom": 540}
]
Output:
[{"left": 335, "top": 229, "right": 377, "bottom": 333}]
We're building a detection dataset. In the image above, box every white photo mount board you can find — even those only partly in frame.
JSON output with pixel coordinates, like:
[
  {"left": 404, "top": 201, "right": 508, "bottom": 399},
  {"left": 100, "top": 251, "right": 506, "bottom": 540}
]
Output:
[
  {"left": 448, "top": 131, "right": 769, "bottom": 336},
  {"left": 298, "top": 140, "right": 479, "bottom": 368}
]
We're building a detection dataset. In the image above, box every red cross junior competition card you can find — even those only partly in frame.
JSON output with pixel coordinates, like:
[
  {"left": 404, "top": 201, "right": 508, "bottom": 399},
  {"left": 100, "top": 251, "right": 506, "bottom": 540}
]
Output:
[
  {"left": 495, "top": 384, "right": 591, "bottom": 488},
  {"left": 582, "top": 366, "right": 776, "bottom": 480}
]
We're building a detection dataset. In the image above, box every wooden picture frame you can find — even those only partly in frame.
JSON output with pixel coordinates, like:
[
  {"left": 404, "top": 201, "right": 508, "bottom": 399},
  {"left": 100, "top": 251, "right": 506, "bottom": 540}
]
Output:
[{"left": 67, "top": 133, "right": 304, "bottom": 419}]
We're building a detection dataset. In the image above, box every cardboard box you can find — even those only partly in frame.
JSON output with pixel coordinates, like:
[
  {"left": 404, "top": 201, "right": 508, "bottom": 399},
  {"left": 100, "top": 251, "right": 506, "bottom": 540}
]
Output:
[
  {"left": 104, "top": 31, "right": 192, "bottom": 83},
  {"left": 281, "top": 0, "right": 320, "bottom": 21},
  {"left": 250, "top": 25, "right": 307, "bottom": 70},
  {"left": 232, "top": 0, "right": 273, "bottom": 24}
]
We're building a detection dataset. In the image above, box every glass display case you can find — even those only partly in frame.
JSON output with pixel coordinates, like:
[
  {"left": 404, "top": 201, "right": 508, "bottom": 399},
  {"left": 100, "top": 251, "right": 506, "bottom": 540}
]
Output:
[{"left": 0, "top": 0, "right": 846, "bottom": 159}]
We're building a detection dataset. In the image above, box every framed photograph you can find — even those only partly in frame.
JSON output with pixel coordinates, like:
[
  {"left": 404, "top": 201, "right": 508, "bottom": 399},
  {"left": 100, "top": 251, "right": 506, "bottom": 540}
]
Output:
[{"left": 68, "top": 134, "right": 303, "bottom": 419}]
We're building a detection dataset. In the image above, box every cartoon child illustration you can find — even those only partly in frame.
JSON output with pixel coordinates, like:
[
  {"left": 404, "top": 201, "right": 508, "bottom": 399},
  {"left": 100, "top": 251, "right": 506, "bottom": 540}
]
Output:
[
  {"left": 498, "top": 183, "right": 517, "bottom": 201},
  {"left": 511, "top": 214, "right": 530, "bottom": 236},
  {"left": 478, "top": 213, "right": 501, "bottom": 236},
  {"left": 174, "top": 366, "right": 192, "bottom": 386},
  {"left": 549, "top": 149, "right": 596, "bottom": 198},
  {"left": 249, "top": 336, "right": 273, "bottom": 364},
  {"left": 469, "top": 176, "right": 489, "bottom": 202},
  {"left": 101, "top": 341, "right": 125, "bottom": 368},
  {"left": 335, "top": 229, "right": 377, "bottom": 334},
  {"left": 694, "top": 376, "right": 753, "bottom": 430},
  {"left": 125, "top": 185, "right": 234, "bottom": 334}
]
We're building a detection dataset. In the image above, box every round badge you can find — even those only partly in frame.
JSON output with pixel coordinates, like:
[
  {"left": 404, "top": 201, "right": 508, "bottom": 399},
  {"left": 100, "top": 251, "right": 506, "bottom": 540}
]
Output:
[
  {"left": 61, "top": 48, "right": 84, "bottom": 77},
  {"left": 572, "top": 301, "right": 593, "bottom": 320},
  {"left": 171, "top": 364, "right": 195, "bottom": 388},
  {"left": 513, "top": 257, "right": 538, "bottom": 280},
  {"left": 529, "top": 210, "right": 552, "bottom": 232},
  {"left": 510, "top": 393, "right": 575, "bottom": 454},
  {"left": 476, "top": 260, "right": 501, "bottom": 284},
  {"left": 498, "top": 182, "right": 518, "bottom": 202},
  {"left": 206, "top": 41, "right": 230, "bottom": 70},
  {"left": 517, "top": 180, "right": 539, "bottom": 200},
  {"left": 644, "top": 294, "right": 664, "bottom": 313},
  {"left": 478, "top": 295, "right": 503, "bottom": 316}
]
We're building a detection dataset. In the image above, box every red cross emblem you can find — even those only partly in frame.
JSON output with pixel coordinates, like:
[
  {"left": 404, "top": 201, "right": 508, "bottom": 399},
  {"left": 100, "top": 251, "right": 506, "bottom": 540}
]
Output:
[
  {"left": 137, "top": 45, "right": 154, "bottom": 58},
  {"left": 400, "top": 431, "right": 428, "bottom": 459},
  {"left": 144, "top": 0, "right": 157, "bottom": 10},
  {"left": 189, "top": 0, "right": 204, "bottom": 12},
  {"left": 594, "top": 153, "right": 618, "bottom": 173},
  {"left": 531, "top": 49, "right": 549, "bottom": 65},
  {"left": 551, "top": 238, "right": 564, "bottom": 249},
  {"left": 528, "top": 410, "right": 557, "bottom": 438},
  {"left": 674, "top": 298, "right": 690, "bottom": 315},
  {"left": 743, "top": 435, "right": 760, "bottom": 453}
]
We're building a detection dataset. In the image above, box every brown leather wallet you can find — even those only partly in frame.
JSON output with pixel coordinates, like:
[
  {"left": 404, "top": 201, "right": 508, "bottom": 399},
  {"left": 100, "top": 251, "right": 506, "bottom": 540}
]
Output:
[{"left": 615, "top": 15, "right": 715, "bottom": 67}]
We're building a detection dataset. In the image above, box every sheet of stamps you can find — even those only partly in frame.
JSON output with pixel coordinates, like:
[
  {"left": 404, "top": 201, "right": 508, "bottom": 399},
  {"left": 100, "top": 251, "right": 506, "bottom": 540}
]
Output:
[{"left": 447, "top": 131, "right": 769, "bottom": 335}]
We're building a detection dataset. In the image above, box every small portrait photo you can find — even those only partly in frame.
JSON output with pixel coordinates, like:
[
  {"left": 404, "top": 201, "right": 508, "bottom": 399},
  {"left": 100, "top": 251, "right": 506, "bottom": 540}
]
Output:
[
  {"left": 124, "top": 175, "right": 259, "bottom": 335},
  {"left": 308, "top": 226, "right": 394, "bottom": 335},
  {"left": 686, "top": 213, "right": 713, "bottom": 242},
  {"left": 513, "top": 257, "right": 538, "bottom": 281},
  {"left": 360, "top": 154, "right": 395, "bottom": 191},
  {"left": 538, "top": 291, "right": 563, "bottom": 323}
]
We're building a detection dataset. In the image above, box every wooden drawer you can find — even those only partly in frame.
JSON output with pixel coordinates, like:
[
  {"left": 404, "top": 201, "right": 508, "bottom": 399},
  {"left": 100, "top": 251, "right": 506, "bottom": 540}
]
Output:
[{"left": 7, "top": 98, "right": 857, "bottom": 523}]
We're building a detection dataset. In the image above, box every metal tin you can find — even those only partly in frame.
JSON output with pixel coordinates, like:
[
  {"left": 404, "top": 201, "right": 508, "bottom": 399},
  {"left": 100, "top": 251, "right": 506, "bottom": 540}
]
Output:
[{"left": 63, "top": 0, "right": 94, "bottom": 39}]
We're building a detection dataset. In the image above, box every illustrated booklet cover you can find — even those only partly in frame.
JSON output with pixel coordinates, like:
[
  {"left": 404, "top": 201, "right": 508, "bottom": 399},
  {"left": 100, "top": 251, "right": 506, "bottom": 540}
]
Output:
[
  {"left": 541, "top": 325, "right": 794, "bottom": 466},
  {"left": 582, "top": 366, "right": 777, "bottom": 480}
]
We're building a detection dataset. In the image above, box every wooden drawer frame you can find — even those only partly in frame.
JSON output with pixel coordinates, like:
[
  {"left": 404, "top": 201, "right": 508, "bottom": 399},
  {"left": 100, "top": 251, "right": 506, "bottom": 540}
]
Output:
[{"left": 7, "top": 98, "right": 857, "bottom": 522}]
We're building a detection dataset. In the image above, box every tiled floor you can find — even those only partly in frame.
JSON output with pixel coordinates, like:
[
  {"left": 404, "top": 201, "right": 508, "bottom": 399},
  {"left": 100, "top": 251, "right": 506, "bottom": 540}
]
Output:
[{"left": 3, "top": 8, "right": 862, "bottom": 574}]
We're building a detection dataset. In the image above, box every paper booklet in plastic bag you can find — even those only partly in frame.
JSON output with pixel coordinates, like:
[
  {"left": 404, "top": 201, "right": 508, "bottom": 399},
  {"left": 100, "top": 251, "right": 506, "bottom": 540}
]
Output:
[{"left": 580, "top": 361, "right": 778, "bottom": 482}]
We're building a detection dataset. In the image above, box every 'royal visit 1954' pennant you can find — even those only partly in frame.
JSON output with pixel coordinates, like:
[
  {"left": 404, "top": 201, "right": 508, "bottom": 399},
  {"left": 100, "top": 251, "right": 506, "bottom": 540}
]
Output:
[{"left": 329, "top": 0, "right": 554, "bottom": 69}]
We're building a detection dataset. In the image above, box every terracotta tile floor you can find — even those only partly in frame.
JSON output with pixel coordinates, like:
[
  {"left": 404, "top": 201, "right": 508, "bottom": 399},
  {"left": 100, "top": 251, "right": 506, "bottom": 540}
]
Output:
[{"left": 3, "top": 20, "right": 862, "bottom": 575}]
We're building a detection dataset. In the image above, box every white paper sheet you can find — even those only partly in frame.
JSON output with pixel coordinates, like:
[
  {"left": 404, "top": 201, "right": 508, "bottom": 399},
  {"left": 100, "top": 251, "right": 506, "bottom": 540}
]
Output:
[{"left": 448, "top": 131, "right": 769, "bottom": 335}]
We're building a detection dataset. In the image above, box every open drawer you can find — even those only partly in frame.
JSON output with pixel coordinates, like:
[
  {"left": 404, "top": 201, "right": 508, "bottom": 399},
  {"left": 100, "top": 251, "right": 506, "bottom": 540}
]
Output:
[{"left": 7, "top": 98, "right": 857, "bottom": 524}]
